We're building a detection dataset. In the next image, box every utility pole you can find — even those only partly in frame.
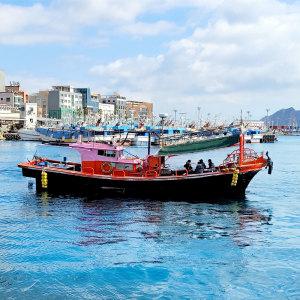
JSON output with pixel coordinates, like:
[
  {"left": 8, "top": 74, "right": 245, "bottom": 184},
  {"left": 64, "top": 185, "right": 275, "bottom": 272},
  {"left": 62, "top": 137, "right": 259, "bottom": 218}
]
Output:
[
  {"left": 207, "top": 113, "right": 211, "bottom": 124},
  {"left": 266, "top": 108, "right": 270, "bottom": 129},
  {"left": 240, "top": 109, "right": 243, "bottom": 124},
  {"left": 197, "top": 106, "right": 201, "bottom": 128},
  {"left": 247, "top": 110, "right": 250, "bottom": 120},
  {"left": 173, "top": 109, "right": 177, "bottom": 123},
  {"left": 179, "top": 112, "right": 186, "bottom": 126}
]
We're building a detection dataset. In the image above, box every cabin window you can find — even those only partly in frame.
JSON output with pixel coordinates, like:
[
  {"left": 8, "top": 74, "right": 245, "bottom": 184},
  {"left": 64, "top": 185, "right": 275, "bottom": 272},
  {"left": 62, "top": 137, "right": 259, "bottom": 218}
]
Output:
[
  {"left": 124, "top": 164, "right": 133, "bottom": 171},
  {"left": 106, "top": 150, "right": 116, "bottom": 157},
  {"left": 116, "top": 163, "right": 133, "bottom": 171},
  {"left": 98, "top": 150, "right": 105, "bottom": 156},
  {"left": 97, "top": 149, "right": 116, "bottom": 157},
  {"left": 116, "top": 164, "right": 124, "bottom": 170}
]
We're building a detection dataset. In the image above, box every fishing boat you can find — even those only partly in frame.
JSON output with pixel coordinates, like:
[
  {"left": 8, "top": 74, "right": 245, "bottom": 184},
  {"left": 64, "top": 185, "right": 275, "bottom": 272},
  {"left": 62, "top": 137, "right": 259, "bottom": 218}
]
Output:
[
  {"left": 18, "top": 135, "right": 272, "bottom": 199},
  {"left": 132, "top": 131, "right": 155, "bottom": 146},
  {"left": 158, "top": 132, "right": 239, "bottom": 155},
  {"left": 18, "top": 128, "right": 41, "bottom": 141},
  {"left": 244, "top": 129, "right": 277, "bottom": 143}
]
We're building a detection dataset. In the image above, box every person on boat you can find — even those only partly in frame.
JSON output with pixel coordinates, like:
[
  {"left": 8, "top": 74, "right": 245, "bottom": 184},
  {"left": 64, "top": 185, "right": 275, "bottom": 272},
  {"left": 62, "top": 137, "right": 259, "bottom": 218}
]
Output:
[
  {"left": 207, "top": 159, "right": 216, "bottom": 171},
  {"left": 199, "top": 159, "right": 206, "bottom": 169},
  {"left": 195, "top": 160, "right": 205, "bottom": 173},
  {"left": 184, "top": 160, "right": 193, "bottom": 173}
]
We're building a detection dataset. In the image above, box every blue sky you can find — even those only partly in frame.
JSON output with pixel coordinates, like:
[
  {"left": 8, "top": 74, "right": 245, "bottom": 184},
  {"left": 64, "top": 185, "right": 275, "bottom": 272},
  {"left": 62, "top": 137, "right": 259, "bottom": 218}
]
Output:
[{"left": 1, "top": 0, "right": 300, "bottom": 121}]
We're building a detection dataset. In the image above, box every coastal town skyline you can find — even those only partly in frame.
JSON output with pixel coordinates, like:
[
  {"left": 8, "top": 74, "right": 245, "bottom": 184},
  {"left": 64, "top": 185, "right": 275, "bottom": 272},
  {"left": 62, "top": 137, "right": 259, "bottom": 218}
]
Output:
[{"left": 1, "top": 0, "right": 300, "bottom": 120}]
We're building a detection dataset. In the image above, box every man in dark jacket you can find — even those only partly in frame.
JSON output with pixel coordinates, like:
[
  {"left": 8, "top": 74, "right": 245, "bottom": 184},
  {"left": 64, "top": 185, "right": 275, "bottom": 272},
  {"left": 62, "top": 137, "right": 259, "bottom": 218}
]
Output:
[
  {"left": 208, "top": 159, "right": 215, "bottom": 171},
  {"left": 184, "top": 160, "right": 193, "bottom": 173},
  {"left": 195, "top": 160, "right": 205, "bottom": 173}
]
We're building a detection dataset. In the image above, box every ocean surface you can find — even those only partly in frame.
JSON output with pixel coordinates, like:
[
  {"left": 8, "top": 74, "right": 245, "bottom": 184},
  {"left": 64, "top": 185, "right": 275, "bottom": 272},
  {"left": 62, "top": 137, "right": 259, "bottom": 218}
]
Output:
[{"left": 0, "top": 136, "right": 299, "bottom": 299}]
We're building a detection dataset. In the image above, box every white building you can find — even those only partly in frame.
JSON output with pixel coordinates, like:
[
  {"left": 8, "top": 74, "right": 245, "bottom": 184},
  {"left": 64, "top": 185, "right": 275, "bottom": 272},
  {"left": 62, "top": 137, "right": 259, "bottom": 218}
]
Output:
[
  {"left": 99, "top": 103, "right": 115, "bottom": 120},
  {"left": 23, "top": 103, "right": 38, "bottom": 129},
  {"left": 100, "top": 93, "right": 127, "bottom": 120},
  {"left": 48, "top": 85, "right": 83, "bottom": 122},
  {"left": 0, "top": 104, "right": 21, "bottom": 122},
  {"left": 0, "top": 92, "right": 23, "bottom": 108}
]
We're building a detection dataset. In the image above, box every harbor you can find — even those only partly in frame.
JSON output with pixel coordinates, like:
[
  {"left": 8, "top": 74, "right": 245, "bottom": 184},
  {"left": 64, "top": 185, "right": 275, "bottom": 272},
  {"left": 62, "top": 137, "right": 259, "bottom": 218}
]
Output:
[
  {"left": 0, "top": 75, "right": 299, "bottom": 300},
  {"left": 1, "top": 76, "right": 299, "bottom": 300},
  {"left": 0, "top": 136, "right": 299, "bottom": 298}
]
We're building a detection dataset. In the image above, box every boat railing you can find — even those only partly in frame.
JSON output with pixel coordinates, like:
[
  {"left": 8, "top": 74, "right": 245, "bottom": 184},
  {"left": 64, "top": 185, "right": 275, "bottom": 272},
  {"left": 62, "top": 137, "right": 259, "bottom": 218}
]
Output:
[
  {"left": 222, "top": 148, "right": 259, "bottom": 166},
  {"left": 145, "top": 170, "right": 158, "bottom": 177}
]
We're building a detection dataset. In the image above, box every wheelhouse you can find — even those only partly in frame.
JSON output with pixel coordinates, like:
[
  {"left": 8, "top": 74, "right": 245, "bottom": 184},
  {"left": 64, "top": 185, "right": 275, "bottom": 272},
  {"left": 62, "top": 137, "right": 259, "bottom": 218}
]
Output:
[{"left": 69, "top": 142, "right": 144, "bottom": 176}]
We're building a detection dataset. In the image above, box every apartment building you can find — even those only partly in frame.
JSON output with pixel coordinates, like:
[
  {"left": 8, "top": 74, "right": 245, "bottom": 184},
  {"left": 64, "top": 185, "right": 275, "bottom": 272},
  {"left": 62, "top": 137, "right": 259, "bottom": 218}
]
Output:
[
  {"left": 29, "top": 91, "right": 49, "bottom": 118},
  {"left": 75, "top": 88, "right": 99, "bottom": 113},
  {"left": 100, "top": 93, "right": 127, "bottom": 119},
  {"left": 5, "top": 82, "right": 29, "bottom": 103},
  {"left": 126, "top": 100, "right": 153, "bottom": 121},
  {"left": 0, "top": 92, "right": 24, "bottom": 108},
  {"left": 99, "top": 102, "right": 115, "bottom": 120},
  {"left": 48, "top": 86, "right": 83, "bottom": 122}
]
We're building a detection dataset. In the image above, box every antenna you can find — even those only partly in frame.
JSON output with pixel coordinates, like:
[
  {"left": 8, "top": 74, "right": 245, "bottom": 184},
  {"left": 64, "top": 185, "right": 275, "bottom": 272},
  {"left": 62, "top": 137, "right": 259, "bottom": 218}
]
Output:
[{"left": 173, "top": 109, "right": 177, "bottom": 123}]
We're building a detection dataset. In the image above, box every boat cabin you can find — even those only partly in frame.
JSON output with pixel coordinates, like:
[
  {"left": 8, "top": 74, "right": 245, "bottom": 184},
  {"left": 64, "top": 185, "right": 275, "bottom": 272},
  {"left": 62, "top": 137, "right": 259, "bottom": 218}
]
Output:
[
  {"left": 69, "top": 142, "right": 165, "bottom": 177},
  {"left": 69, "top": 142, "right": 141, "bottom": 176}
]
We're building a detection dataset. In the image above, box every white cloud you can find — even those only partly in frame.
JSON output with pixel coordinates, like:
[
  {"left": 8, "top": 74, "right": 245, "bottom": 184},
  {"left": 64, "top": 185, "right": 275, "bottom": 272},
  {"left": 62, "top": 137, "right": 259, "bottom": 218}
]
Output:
[
  {"left": 90, "top": 54, "right": 164, "bottom": 89},
  {"left": 0, "top": 0, "right": 188, "bottom": 45},
  {"left": 89, "top": 0, "right": 300, "bottom": 118},
  {"left": 2, "top": 0, "right": 300, "bottom": 119},
  {"left": 121, "top": 21, "right": 179, "bottom": 36}
]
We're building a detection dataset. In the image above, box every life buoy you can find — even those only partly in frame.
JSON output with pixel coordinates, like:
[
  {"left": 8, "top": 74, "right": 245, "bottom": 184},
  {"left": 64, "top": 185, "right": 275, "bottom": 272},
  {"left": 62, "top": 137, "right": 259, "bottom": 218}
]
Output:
[{"left": 101, "top": 162, "right": 113, "bottom": 174}]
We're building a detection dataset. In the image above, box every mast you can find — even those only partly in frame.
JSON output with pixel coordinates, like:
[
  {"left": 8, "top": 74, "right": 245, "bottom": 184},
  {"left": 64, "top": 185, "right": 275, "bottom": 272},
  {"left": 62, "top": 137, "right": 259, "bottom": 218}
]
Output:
[
  {"left": 147, "top": 130, "right": 151, "bottom": 155},
  {"left": 239, "top": 133, "right": 244, "bottom": 166}
]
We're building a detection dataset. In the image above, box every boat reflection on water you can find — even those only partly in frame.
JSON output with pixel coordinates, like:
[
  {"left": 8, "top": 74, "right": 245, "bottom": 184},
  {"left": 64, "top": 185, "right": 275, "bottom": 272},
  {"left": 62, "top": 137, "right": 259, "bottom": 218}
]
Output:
[{"left": 33, "top": 191, "right": 272, "bottom": 250}]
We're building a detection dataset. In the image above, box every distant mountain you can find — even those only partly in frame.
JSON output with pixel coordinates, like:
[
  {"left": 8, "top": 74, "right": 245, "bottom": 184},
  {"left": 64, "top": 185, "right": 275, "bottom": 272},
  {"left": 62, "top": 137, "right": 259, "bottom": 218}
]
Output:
[{"left": 261, "top": 107, "right": 300, "bottom": 126}]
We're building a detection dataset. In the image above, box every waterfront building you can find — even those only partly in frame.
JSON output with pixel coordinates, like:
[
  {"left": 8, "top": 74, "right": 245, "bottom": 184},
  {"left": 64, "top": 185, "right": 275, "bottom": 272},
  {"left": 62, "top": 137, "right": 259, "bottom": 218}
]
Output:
[
  {"left": 99, "top": 103, "right": 115, "bottom": 121},
  {"left": 126, "top": 100, "right": 153, "bottom": 122},
  {"left": 23, "top": 103, "right": 38, "bottom": 129},
  {"left": 48, "top": 85, "right": 83, "bottom": 123},
  {"left": 100, "top": 93, "right": 127, "bottom": 120},
  {"left": 29, "top": 90, "right": 49, "bottom": 118},
  {"left": 5, "top": 82, "right": 29, "bottom": 103},
  {"left": 0, "top": 104, "right": 21, "bottom": 123},
  {"left": 75, "top": 88, "right": 99, "bottom": 114},
  {"left": 0, "top": 92, "right": 24, "bottom": 108}
]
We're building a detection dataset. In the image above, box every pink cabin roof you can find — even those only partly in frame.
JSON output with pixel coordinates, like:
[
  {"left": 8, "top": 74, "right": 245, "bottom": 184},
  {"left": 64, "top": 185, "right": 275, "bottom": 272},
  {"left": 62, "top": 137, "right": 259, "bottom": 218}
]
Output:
[
  {"left": 69, "top": 142, "right": 124, "bottom": 151},
  {"left": 69, "top": 142, "right": 142, "bottom": 164}
]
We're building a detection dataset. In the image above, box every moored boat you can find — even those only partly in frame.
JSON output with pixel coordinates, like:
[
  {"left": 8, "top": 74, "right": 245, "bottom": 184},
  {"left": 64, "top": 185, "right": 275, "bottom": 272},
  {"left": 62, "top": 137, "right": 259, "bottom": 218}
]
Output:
[
  {"left": 18, "top": 128, "right": 41, "bottom": 141},
  {"left": 244, "top": 129, "right": 277, "bottom": 143},
  {"left": 18, "top": 135, "right": 272, "bottom": 199},
  {"left": 158, "top": 132, "right": 239, "bottom": 155}
]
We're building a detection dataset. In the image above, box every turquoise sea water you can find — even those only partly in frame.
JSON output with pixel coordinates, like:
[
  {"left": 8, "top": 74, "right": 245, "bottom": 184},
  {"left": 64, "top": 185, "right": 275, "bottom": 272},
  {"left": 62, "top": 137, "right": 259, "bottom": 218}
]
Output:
[{"left": 0, "top": 137, "right": 299, "bottom": 299}]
